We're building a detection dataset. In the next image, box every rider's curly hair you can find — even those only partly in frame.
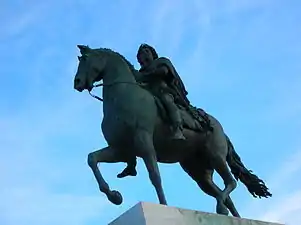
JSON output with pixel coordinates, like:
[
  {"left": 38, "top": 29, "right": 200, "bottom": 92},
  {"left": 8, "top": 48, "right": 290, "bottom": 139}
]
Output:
[{"left": 137, "top": 44, "right": 159, "bottom": 61}]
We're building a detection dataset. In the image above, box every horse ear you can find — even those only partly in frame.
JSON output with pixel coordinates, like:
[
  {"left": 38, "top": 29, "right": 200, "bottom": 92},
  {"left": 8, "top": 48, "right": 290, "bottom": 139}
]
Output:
[
  {"left": 77, "top": 45, "right": 90, "bottom": 55},
  {"left": 77, "top": 45, "right": 85, "bottom": 50}
]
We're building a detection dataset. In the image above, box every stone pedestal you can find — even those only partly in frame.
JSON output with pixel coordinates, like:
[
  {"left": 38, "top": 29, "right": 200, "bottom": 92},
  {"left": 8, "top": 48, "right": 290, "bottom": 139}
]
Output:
[{"left": 109, "top": 202, "right": 283, "bottom": 225}]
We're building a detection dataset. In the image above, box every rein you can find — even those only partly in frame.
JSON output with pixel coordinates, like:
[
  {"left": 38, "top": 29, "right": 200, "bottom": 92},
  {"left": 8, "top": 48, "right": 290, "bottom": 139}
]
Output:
[
  {"left": 88, "top": 81, "right": 141, "bottom": 102},
  {"left": 88, "top": 83, "right": 104, "bottom": 102}
]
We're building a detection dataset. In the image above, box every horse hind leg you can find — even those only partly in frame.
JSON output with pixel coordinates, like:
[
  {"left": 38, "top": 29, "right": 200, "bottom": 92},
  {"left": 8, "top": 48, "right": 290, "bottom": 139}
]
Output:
[
  {"left": 211, "top": 154, "right": 237, "bottom": 213},
  {"left": 180, "top": 158, "right": 239, "bottom": 217},
  {"left": 197, "top": 168, "right": 241, "bottom": 217}
]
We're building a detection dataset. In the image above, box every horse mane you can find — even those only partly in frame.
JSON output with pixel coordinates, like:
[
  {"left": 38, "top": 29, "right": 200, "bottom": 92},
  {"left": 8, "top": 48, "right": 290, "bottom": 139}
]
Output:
[{"left": 93, "top": 48, "right": 138, "bottom": 76}]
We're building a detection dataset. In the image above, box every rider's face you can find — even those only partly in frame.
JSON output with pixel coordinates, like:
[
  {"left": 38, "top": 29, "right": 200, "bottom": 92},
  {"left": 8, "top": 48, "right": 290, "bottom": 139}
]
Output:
[{"left": 138, "top": 48, "right": 154, "bottom": 67}]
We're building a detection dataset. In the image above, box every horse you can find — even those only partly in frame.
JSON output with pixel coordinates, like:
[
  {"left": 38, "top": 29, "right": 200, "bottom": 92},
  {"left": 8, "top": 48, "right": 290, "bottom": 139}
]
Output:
[{"left": 73, "top": 45, "right": 271, "bottom": 217}]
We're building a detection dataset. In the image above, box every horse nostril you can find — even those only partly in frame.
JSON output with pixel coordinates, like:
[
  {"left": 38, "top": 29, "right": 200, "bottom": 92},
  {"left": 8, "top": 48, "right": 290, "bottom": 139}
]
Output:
[{"left": 74, "top": 78, "right": 81, "bottom": 86}]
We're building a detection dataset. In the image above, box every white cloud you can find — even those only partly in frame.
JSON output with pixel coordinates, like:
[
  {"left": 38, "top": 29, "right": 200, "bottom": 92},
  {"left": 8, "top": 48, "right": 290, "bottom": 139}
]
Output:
[
  {"left": 149, "top": 0, "right": 187, "bottom": 56},
  {"left": 241, "top": 149, "right": 301, "bottom": 225},
  {"left": 0, "top": 186, "right": 105, "bottom": 225},
  {"left": 0, "top": 84, "right": 106, "bottom": 225},
  {"left": 1, "top": 1, "right": 299, "bottom": 224},
  {"left": 1, "top": 3, "right": 115, "bottom": 223},
  {"left": 267, "top": 150, "right": 301, "bottom": 191},
  {"left": 0, "top": 2, "right": 50, "bottom": 40},
  {"left": 259, "top": 190, "right": 301, "bottom": 224},
  {"left": 265, "top": 76, "right": 301, "bottom": 122}
]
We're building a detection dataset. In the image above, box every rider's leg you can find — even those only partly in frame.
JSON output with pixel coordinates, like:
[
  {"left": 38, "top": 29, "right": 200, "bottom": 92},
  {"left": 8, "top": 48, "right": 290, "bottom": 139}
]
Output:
[
  {"left": 161, "top": 93, "right": 185, "bottom": 140},
  {"left": 117, "top": 156, "right": 137, "bottom": 178}
]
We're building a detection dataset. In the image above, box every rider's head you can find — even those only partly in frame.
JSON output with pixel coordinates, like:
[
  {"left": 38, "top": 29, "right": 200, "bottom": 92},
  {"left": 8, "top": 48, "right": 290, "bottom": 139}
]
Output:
[{"left": 137, "top": 44, "right": 158, "bottom": 67}]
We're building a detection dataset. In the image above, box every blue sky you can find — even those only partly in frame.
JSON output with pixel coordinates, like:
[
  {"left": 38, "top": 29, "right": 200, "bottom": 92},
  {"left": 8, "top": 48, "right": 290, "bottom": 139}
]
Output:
[{"left": 1, "top": 0, "right": 300, "bottom": 224}]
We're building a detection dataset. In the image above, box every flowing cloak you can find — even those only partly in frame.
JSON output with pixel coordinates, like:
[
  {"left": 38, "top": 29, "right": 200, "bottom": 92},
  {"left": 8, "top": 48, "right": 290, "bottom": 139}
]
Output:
[
  {"left": 153, "top": 57, "right": 190, "bottom": 106},
  {"left": 139, "top": 57, "right": 213, "bottom": 131}
]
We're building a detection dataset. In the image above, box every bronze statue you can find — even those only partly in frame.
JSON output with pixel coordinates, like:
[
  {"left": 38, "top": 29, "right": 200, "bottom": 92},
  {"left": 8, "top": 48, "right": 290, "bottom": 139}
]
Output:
[
  {"left": 137, "top": 44, "right": 188, "bottom": 140},
  {"left": 73, "top": 44, "right": 272, "bottom": 218},
  {"left": 118, "top": 44, "right": 211, "bottom": 179}
]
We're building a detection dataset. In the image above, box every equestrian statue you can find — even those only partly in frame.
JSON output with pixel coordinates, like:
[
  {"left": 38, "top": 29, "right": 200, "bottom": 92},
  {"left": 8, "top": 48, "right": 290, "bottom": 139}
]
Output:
[{"left": 73, "top": 44, "right": 272, "bottom": 217}]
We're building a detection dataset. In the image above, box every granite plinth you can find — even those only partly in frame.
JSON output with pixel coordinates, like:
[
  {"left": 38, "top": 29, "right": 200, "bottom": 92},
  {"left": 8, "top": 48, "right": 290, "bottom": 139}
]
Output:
[{"left": 109, "top": 202, "right": 284, "bottom": 225}]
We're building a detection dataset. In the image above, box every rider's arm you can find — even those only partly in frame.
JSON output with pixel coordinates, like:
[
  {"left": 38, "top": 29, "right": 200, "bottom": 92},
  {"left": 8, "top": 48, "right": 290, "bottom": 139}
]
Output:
[
  {"left": 141, "top": 65, "right": 169, "bottom": 82},
  {"left": 150, "top": 65, "right": 169, "bottom": 77}
]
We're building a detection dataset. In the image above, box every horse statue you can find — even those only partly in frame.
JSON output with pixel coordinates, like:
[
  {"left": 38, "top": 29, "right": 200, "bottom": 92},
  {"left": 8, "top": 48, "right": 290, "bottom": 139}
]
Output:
[{"left": 73, "top": 45, "right": 272, "bottom": 217}]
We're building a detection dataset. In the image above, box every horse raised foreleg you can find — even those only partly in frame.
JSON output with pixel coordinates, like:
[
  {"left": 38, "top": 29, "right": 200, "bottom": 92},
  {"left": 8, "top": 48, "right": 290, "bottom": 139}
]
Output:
[
  {"left": 135, "top": 131, "right": 167, "bottom": 205},
  {"left": 87, "top": 146, "right": 123, "bottom": 205}
]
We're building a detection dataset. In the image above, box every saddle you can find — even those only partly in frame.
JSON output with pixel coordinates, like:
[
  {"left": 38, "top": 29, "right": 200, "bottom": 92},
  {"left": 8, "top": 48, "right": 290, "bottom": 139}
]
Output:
[{"left": 152, "top": 95, "right": 213, "bottom": 133}]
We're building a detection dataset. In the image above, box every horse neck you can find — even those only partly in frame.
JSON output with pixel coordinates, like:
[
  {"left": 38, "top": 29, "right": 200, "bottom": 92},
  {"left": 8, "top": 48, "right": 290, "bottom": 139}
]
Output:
[
  {"left": 102, "top": 56, "right": 136, "bottom": 85},
  {"left": 102, "top": 55, "right": 138, "bottom": 107}
]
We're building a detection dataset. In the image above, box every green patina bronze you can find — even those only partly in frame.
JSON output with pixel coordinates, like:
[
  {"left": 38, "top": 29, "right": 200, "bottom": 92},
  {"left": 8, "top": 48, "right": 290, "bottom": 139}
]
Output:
[{"left": 73, "top": 44, "right": 271, "bottom": 217}]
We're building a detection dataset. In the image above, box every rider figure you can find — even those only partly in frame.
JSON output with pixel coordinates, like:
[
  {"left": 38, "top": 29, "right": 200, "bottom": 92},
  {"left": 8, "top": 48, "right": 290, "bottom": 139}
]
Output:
[
  {"left": 117, "top": 43, "right": 190, "bottom": 178},
  {"left": 137, "top": 43, "right": 189, "bottom": 140}
]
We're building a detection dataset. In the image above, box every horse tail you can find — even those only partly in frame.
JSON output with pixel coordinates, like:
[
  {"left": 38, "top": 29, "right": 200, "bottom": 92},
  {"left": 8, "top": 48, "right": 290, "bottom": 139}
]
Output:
[{"left": 225, "top": 134, "right": 272, "bottom": 198}]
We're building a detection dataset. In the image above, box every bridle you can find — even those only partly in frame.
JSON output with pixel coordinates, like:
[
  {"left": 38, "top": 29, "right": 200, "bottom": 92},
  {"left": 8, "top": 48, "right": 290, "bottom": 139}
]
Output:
[
  {"left": 88, "top": 81, "right": 141, "bottom": 102},
  {"left": 88, "top": 83, "right": 104, "bottom": 102},
  {"left": 87, "top": 81, "right": 214, "bottom": 133}
]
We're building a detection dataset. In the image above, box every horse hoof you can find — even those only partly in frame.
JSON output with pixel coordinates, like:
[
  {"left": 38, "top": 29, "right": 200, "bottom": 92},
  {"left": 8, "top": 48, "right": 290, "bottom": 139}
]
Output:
[
  {"left": 108, "top": 190, "right": 123, "bottom": 205},
  {"left": 216, "top": 202, "right": 229, "bottom": 215}
]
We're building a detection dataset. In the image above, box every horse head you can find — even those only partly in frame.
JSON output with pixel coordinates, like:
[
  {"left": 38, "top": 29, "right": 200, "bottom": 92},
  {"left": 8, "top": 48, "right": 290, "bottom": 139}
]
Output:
[{"left": 74, "top": 45, "right": 108, "bottom": 92}]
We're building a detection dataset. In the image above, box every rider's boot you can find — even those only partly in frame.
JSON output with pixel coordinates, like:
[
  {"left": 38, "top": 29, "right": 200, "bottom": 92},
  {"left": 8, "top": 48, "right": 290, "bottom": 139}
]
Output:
[{"left": 117, "top": 158, "right": 137, "bottom": 178}]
